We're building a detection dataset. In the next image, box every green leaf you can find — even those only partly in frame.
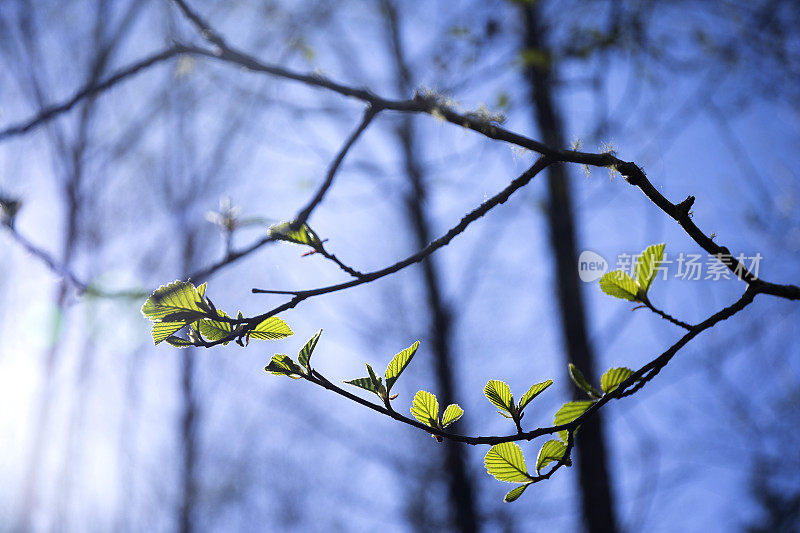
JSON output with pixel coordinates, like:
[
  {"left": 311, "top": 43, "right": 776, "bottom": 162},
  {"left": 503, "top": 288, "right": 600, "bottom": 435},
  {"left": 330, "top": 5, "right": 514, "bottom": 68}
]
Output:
[
  {"left": 344, "top": 377, "right": 379, "bottom": 394},
  {"left": 553, "top": 401, "right": 595, "bottom": 443},
  {"left": 196, "top": 282, "right": 206, "bottom": 298},
  {"left": 518, "top": 379, "right": 553, "bottom": 412},
  {"left": 385, "top": 340, "right": 419, "bottom": 392},
  {"left": 441, "top": 404, "right": 464, "bottom": 428},
  {"left": 484, "top": 442, "right": 533, "bottom": 483},
  {"left": 484, "top": 380, "right": 514, "bottom": 414},
  {"left": 366, "top": 363, "right": 384, "bottom": 395},
  {"left": 151, "top": 321, "right": 190, "bottom": 344},
  {"left": 197, "top": 311, "right": 233, "bottom": 343},
  {"left": 599, "top": 270, "right": 639, "bottom": 301},
  {"left": 568, "top": 364, "right": 600, "bottom": 399},
  {"left": 410, "top": 390, "right": 439, "bottom": 427},
  {"left": 141, "top": 280, "right": 204, "bottom": 321},
  {"left": 298, "top": 329, "right": 322, "bottom": 369},
  {"left": 265, "top": 354, "right": 303, "bottom": 378},
  {"left": 635, "top": 243, "right": 666, "bottom": 294},
  {"left": 601, "top": 367, "right": 634, "bottom": 394},
  {"left": 249, "top": 316, "right": 293, "bottom": 340},
  {"left": 536, "top": 439, "right": 568, "bottom": 473},
  {"left": 268, "top": 221, "right": 324, "bottom": 251},
  {"left": 141, "top": 280, "right": 208, "bottom": 344},
  {"left": 504, "top": 483, "right": 531, "bottom": 503},
  {"left": 165, "top": 335, "right": 194, "bottom": 348}
]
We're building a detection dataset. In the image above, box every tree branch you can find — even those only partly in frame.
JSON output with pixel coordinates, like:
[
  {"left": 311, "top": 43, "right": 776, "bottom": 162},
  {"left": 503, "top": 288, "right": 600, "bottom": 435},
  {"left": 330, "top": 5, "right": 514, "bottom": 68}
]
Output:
[
  {"left": 641, "top": 299, "right": 693, "bottom": 331},
  {"left": 251, "top": 157, "right": 554, "bottom": 303},
  {"left": 0, "top": 46, "right": 186, "bottom": 142},
  {"left": 279, "top": 286, "right": 758, "bottom": 447},
  {"left": 169, "top": 21, "right": 800, "bottom": 300},
  {"left": 5, "top": 3, "right": 797, "bottom": 301},
  {"left": 293, "top": 105, "right": 378, "bottom": 228}
]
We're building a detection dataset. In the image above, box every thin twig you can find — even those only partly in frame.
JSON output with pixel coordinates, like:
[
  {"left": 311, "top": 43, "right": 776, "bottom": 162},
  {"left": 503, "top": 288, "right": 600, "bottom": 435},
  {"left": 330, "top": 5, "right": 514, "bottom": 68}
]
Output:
[
  {"left": 2, "top": 223, "right": 88, "bottom": 291},
  {"left": 293, "top": 106, "right": 378, "bottom": 228},
  {"left": 317, "top": 249, "right": 365, "bottom": 279},
  {"left": 0, "top": 46, "right": 186, "bottom": 142},
  {"left": 4, "top": 5, "right": 798, "bottom": 300},
  {"left": 252, "top": 157, "right": 553, "bottom": 300},
  {"left": 641, "top": 299, "right": 694, "bottom": 331},
  {"left": 172, "top": 33, "right": 799, "bottom": 298},
  {"left": 280, "top": 286, "right": 759, "bottom": 447},
  {"left": 188, "top": 235, "right": 277, "bottom": 282}
]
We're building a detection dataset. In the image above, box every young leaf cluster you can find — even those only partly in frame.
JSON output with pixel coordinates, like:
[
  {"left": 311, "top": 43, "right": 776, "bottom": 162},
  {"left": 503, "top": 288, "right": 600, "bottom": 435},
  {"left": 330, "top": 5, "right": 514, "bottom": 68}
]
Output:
[
  {"left": 344, "top": 341, "right": 420, "bottom": 407},
  {"left": 599, "top": 243, "right": 665, "bottom": 303},
  {"left": 484, "top": 363, "right": 634, "bottom": 503},
  {"left": 481, "top": 378, "right": 558, "bottom": 502},
  {"left": 410, "top": 390, "right": 464, "bottom": 440},
  {"left": 483, "top": 379, "right": 553, "bottom": 431},
  {"left": 265, "top": 329, "right": 323, "bottom": 378},
  {"left": 556, "top": 364, "right": 633, "bottom": 442},
  {"left": 141, "top": 280, "right": 293, "bottom": 347}
]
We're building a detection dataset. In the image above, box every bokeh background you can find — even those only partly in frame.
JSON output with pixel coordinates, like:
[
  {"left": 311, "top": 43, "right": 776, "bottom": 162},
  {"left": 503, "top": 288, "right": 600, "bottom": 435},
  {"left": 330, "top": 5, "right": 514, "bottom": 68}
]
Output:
[{"left": 1, "top": 0, "right": 799, "bottom": 531}]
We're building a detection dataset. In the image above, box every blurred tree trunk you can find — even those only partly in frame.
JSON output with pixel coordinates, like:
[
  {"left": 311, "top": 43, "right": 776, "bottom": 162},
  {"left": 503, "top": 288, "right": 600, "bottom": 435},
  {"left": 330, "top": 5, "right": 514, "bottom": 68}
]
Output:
[
  {"left": 520, "top": 4, "right": 618, "bottom": 533},
  {"left": 12, "top": 0, "right": 90, "bottom": 527},
  {"left": 383, "top": 2, "right": 479, "bottom": 531},
  {"left": 179, "top": 327, "right": 198, "bottom": 533}
]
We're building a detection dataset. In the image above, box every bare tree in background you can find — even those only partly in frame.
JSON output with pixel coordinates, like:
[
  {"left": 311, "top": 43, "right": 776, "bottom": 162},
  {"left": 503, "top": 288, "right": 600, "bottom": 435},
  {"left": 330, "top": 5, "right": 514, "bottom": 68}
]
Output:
[
  {"left": 519, "top": 4, "right": 618, "bottom": 531},
  {"left": 2, "top": 1, "right": 146, "bottom": 529},
  {"left": 382, "top": 2, "right": 480, "bottom": 530}
]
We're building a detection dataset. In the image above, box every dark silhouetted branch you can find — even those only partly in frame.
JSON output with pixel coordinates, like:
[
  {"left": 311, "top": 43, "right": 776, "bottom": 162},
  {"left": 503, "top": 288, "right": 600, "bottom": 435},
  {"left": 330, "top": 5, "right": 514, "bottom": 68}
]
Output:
[
  {"left": 293, "top": 105, "right": 377, "bottom": 228},
  {"left": 0, "top": 47, "right": 186, "bottom": 142}
]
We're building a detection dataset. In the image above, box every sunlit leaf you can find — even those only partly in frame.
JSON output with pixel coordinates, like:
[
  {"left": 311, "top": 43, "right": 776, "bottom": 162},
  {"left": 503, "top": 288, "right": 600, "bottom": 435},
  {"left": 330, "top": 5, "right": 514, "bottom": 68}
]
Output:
[
  {"left": 599, "top": 270, "right": 639, "bottom": 301},
  {"left": 504, "top": 483, "right": 531, "bottom": 503},
  {"left": 298, "top": 329, "right": 322, "bottom": 369},
  {"left": 151, "top": 321, "right": 190, "bottom": 344},
  {"left": 366, "top": 363, "right": 384, "bottom": 395},
  {"left": 553, "top": 401, "right": 595, "bottom": 443},
  {"left": 141, "top": 280, "right": 207, "bottom": 344},
  {"left": 568, "top": 363, "right": 600, "bottom": 399},
  {"left": 165, "top": 335, "right": 194, "bottom": 348},
  {"left": 141, "top": 280, "right": 204, "bottom": 320},
  {"left": 601, "top": 367, "right": 634, "bottom": 394},
  {"left": 344, "top": 377, "right": 379, "bottom": 394},
  {"left": 536, "top": 439, "right": 568, "bottom": 473},
  {"left": 484, "top": 442, "right": 533, "bottom": 483},
  {"left": 197, "top": 311, "right": 233, "bottom": 343},
  {"left": 265, "top": 354, "right": 303, "bottom": 379},
  {"left": 249, "top": 316, "right": 293, "bottom": 340},
  {"left": 635, "top": 243, "right": 666, "bottom": 294},
  {"left": 441, "top": 404, "right": 464, "bottom": 428},
  {"left": 484, "top": 380, "right": 514, "bottom": 414},
  {"left": 410, "top": 390, "right": 439, "bottom": 427},
  {"left": 385, "top": 340, "right": 419, "bottom": 392},
  {"left": 518, "top": 379, "right": 553, "bottom": 412},
  {"left": 268, "top": 221, "right": 324, "bottom": 251}
]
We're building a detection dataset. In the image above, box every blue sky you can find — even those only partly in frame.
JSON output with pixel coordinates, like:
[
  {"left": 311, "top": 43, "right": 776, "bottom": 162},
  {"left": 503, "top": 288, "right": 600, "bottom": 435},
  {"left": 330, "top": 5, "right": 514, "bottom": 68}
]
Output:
[{"left": 1, "top": 1, "right": 798, "bottom": 531}]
